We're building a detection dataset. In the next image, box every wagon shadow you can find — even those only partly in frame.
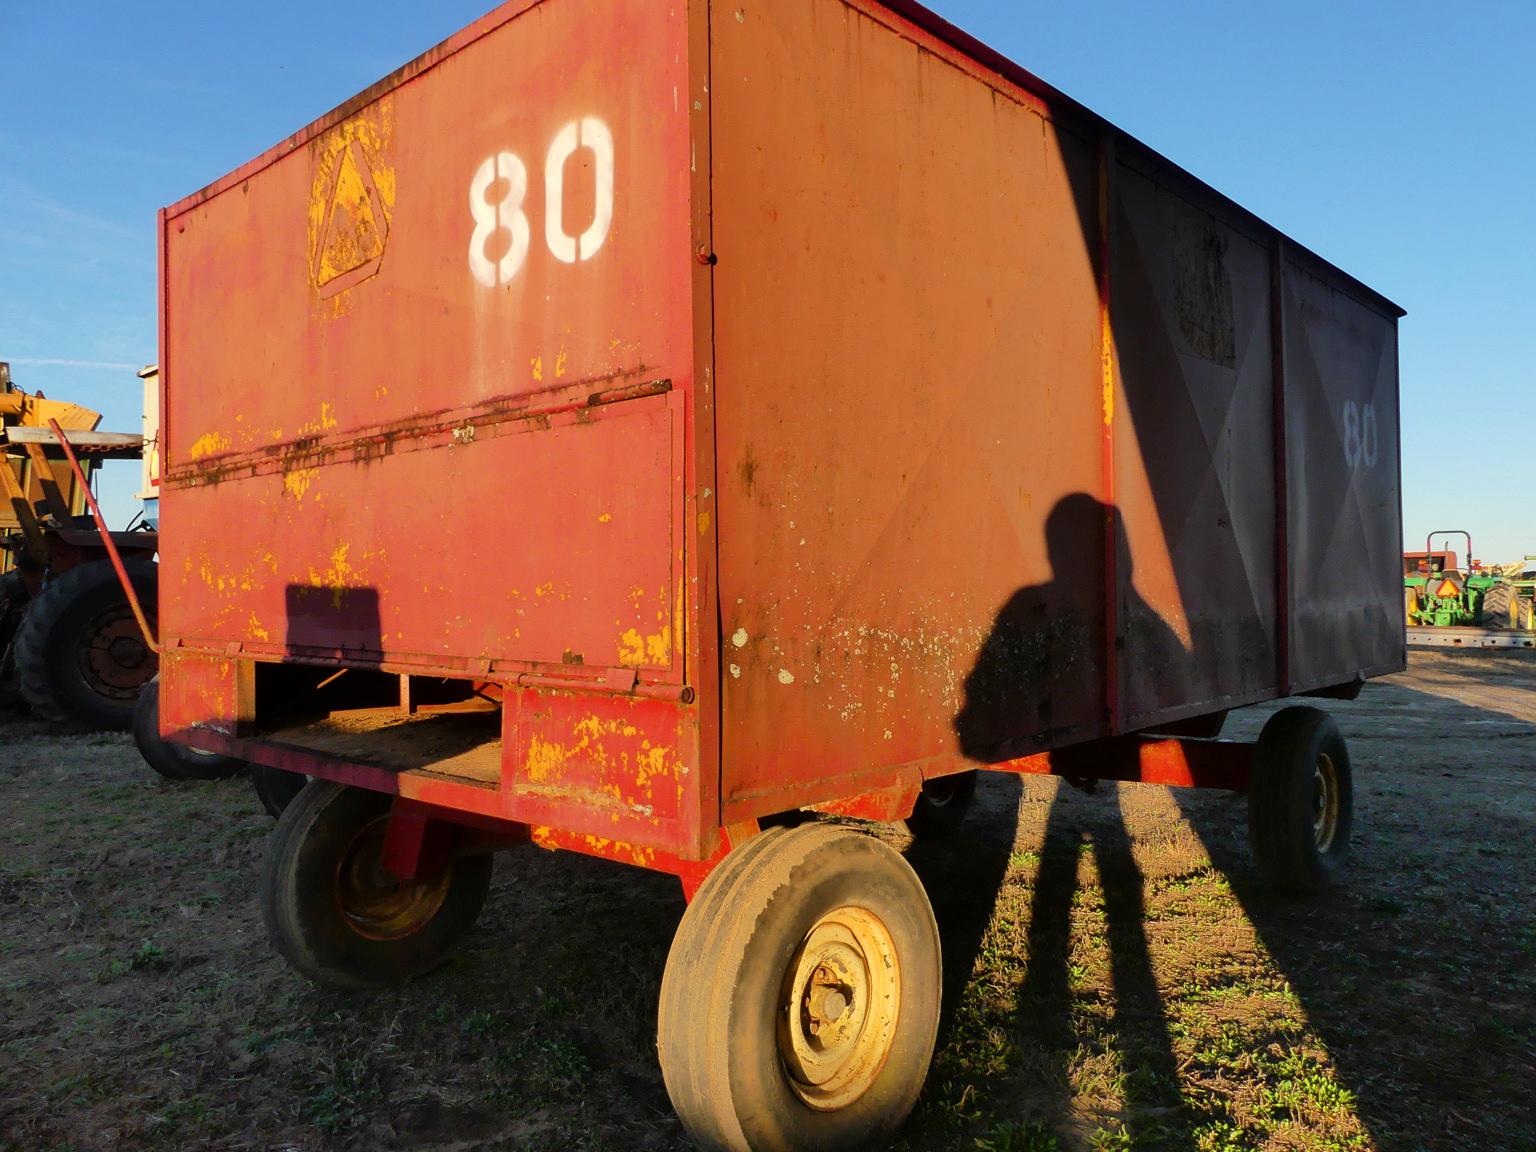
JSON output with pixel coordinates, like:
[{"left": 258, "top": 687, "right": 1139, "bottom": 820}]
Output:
[{"left": 1171, "top": 672, "right": 1536, "bottom": 1150}]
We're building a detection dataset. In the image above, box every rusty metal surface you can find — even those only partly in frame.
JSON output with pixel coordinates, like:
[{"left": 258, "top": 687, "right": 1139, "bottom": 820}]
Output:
[
  {"left": 709, "top": 0, "right": 1402, "bottom": 822},
  {"left": 1281, "top": 259, "right": 1404, "bottom": 686},
  {"left": 159, "top": 0, "right": 1400, "bottom": 859},
  {"left": 159, "top": 1, "right": 710, "bottom": 854}
]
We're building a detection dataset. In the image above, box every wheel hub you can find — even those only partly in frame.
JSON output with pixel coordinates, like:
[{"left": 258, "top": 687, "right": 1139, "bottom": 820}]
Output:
[
  {"left": 334, "top": 817, "right": 452, "bottom": 941},
  {"left": 777, "top": 906, "right": 900, "bottom": 1112},
  {"left": 80, "top": 610, "right": 157, "bottom": 699}
]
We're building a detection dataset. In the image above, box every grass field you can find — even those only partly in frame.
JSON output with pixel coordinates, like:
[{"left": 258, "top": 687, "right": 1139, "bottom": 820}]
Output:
[{"left": 1, "top": 649, "right": 1532, "bottom": 1150}]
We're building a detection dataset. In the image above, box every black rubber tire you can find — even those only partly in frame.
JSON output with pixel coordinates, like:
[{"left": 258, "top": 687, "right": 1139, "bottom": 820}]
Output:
[
  {"left": 14, "top": 558, "right": 158, "bottom": 730},
  {"left": 1481, "top": 583, "right": 1516, "bottom": 630},
  {"left": 261, "top": 781, "right": 493, "bottom": 991},
  {"left": 252, "top": 765, "right": 308, "bottom": 818},
  {"left": 132, "top": 675, "right": 244, "bottom": 781},
  {"left": 1247, "top": 706, "right": 1353, "bottom": 896},
  {"left": 658, "top": 824, "right": 941, "bottom": 1151},
  {"left": 904, "top": 771, "right": 977, "bottom": 839}
]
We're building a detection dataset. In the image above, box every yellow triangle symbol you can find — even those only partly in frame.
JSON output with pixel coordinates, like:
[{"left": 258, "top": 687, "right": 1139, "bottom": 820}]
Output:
[{"left": 315, "top": 142, "right": 385, "bottom": 287}]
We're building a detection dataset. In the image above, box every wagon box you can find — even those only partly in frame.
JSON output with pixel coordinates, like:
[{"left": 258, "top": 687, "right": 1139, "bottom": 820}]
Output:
[{"left": 143, "top": 0, "right": 1402, "bottom": 1146}]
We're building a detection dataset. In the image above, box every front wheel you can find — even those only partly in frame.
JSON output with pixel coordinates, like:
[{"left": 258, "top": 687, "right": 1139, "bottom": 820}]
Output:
[
  {"left": 260, "top": 781, "right": 493, "bottom": 990},
  {"left": 658, "top": 824, "right": 940, "bottom": 1151},
  {"left": 133, "top": 675, "right": 243, "bottom": 781},
  {"left": 1247, "top": 706, "right": 1353, "bottom": 895}
]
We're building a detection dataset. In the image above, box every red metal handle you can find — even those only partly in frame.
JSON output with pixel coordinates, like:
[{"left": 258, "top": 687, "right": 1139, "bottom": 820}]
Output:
[{"left": 46, "top": 419, "right": 160, "bottom": 654}]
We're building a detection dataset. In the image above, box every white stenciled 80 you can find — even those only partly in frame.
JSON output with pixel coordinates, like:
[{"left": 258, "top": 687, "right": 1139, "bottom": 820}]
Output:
[
  {"left": 1341, "top": 399, "right": 1378, "bottom": 471},
  {"left": 468, "top": 116, "right": 615, "bottom": 287}
]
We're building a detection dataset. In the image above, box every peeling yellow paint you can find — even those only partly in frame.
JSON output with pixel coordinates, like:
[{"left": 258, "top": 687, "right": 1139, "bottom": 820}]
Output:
[
  {"left": 531, "top": 356, "right": 544, "bottom": 382},
  {"left": 283, "top": 466, "right": 320, "bottom": 501},
  {"left": 618, "top": 623, "right": 671, "bottom": 667},
  {"left": 306, "top": 99, "right": 395, "bottom": 301},
  {"left": 524, "top": 735, "right": 568, "bottom": 784},
  {"left": 189, "top": 431, "right": 231, "bottom": 460},
  {"left": 674, "top": 579, "right": 686, "bottom": 658},
  {"left": 697, "top": 510, "right": 710, "bottom": 535},
  {"left": 297, "top": 402, "right": 339, "bottom": 437},
  {"left": 305, "top": 542, "right": 360, "bottom": 608},
  {"left": 524, "top": 714, "right": 654, "bottom": 793},
  {"left": 634, "top": 741, "right": 672, "bottom": 790},
  {"left": 554, "top": 350, "right": 569, "bottom": 378},
  {"left": 598, "top": 513, "right": 613, "bottom": 524},
  {"left": 247, "top": 613, "right": 271, "bottom": 642},
  {"left": 1101, "top": 322, "right": 1117, "bottom": 426}
]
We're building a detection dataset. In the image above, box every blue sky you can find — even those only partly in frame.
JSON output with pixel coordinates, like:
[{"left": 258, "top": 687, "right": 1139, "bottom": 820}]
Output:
[{"left": 2, "top": 1, "right": 1531, "bottom": 563}]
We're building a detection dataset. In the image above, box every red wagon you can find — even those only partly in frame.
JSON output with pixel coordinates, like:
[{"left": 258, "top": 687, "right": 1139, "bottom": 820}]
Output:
[{"left": 133, "top": 1, "right": 1403, "bottom": 1146}]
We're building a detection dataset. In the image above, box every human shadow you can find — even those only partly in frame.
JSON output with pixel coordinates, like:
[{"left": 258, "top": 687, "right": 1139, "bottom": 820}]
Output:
[
  {"left": 940, "top": 485, "right": 1534, "bottom": 1149},
  {"left": 946, "top": 493, "right": 1202, "bottom": 1145}
]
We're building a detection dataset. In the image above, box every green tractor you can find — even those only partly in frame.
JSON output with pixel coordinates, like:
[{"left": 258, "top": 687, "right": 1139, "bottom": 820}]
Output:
[{"left": 1404, "top": 531, "right": 1536, "bottom": 630}]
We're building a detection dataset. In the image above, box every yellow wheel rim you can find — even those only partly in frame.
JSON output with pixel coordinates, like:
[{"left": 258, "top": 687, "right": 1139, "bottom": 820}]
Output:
[
  {"left": 1312, "top": 752, "right": 1341, "bottom": 853},
  {"left": 777, "top": 905, "right": 901, "bottom": 1112},
  {"left": 333, "top": 816, "right": 451, "bottom": 941}
]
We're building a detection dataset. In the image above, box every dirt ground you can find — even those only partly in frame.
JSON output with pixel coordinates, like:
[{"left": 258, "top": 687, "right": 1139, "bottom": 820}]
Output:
[{"left": 1, "top": 649, "right": 1532, "bottom": 1151}]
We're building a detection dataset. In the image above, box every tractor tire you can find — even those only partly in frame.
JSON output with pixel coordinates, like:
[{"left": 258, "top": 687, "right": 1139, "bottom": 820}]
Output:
[
  {"left": 14, "top": 559, "right": 159, "bottom": 730},
  {"left": 1481, "top": 584, "right": 1516, "bottom": 630},
  {"left": 904, "top": 771, "right": 977, "bottom": 839},
  {"left": 133, "top": 675, "right": 243, "bottom": 782},
  {"left": 261, "top": 781, "right": 494, "bottom": 990}
]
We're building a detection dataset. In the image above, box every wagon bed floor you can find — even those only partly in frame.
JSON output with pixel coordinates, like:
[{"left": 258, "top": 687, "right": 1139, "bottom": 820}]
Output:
[{"left": 261, "top": 704, "right": 502, "bottom": 783}]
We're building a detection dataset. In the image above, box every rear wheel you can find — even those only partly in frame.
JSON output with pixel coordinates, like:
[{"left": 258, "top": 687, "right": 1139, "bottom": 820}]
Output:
[
  {"left": 133, "top": 675, "right": 243, "bottom": 781},
  {"left": 904, "top": 772, "right": 977, "bottom": 839},
  {"left": 14, "top": 558, "right": 158, "bottom": 729},
  {"left": 1247, "top": 706, "right": 1352, "bottom": 895},
  {"left": 1482, "top": 584, "right": 1516, "bottom": 629},
  {"left": 261, "top": 781, "right": 493, "bottom": 990},
  {"left": 658, "top": 824, "right": 940, "bottom": 1151},
  {"left": 252, "top": 765, "right": 307, "bottom": 817}
]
